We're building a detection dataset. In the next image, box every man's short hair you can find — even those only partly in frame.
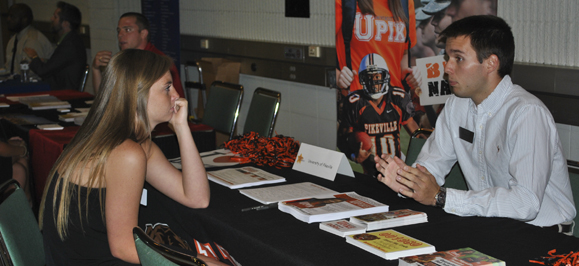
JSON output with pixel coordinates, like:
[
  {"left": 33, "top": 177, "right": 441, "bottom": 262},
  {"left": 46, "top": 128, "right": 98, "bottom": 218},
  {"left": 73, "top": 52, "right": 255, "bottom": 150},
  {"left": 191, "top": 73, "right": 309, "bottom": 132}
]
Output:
[
  {"left": 120, "top": 12, "right": 150, "bottom": 41},
  {"left": 439, "top": 15, "right": 514, "bottom": 77},
  {"left": 57, "top": 1, "right": 81, "bottom": 31}
]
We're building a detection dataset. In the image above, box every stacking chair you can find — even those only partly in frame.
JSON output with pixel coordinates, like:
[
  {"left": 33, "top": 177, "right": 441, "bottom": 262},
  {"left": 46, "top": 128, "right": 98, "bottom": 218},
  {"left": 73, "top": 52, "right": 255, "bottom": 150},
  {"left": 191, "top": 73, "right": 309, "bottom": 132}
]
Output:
[
  {"left": 405, "top": 129, "right": 467, "bottom": 190},
  {"left": 133, "top": 227, "right": 207, "bottom": 266},
  {"left": 243, "top": 88, "right": 281, "bottom": 138},
  {"left": 79, "top": 64, "right": 89, "bottom": 92},
  {"left": 184, "top": 61, "right": 207, "bottom": 119},
  {"left": 0, "top": 179, "right": 44, "bottom": 266},
  {"left": 198, "top": 81, "right": 243, "bottom": 141}
]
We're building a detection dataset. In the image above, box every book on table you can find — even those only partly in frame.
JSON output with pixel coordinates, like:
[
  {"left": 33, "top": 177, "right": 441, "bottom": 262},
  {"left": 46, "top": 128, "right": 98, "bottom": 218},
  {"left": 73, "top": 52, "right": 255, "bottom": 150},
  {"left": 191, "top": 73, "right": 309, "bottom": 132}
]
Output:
[
  {"left": 28, "top": 101, "right": 71, "bottom": 110},
  {"left": 59, "top": 112, "right": 88, "bottom": 122},
  {"left": 278, "top": 192, "right": 389, "bottom": 223},
  {"left": 350, "top": 209, "right": 428, "bottom": 231},
  {"left": 398, "top": 247, "right": 505, "bottom": 266},
  {"left": 319, "top": 219, "right": 366, "bottom": 237},
  {"left": 345, "top": 229, "right": 435, "bottom": 260},
  {"left": 16, "top": 95, "right": 71, "bottom": 110},
  {"left": 207, "top": 166, "right": 285, "bottom": 189},
  {"left": 0, "top": 113, "right": 55, "bottom": 125},
  {"left": 239, "top": 182, "right": 338, "bottom": 204}
]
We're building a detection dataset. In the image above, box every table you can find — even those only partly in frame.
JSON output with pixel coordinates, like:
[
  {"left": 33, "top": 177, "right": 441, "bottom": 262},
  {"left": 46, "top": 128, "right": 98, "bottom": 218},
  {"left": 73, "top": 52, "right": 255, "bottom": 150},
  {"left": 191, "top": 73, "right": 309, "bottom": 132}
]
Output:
[
  {"left": 0, "top": 90, "right": 215, "bottom": 207},
  {"left": 29, "top": 122, "right": 215, "bottom": 206},
  {"left": 0, "top": 79, "right": 50, "bottom": 94},
  {"left": 139, "top": 165, "right": 579, "bottom": 266}
]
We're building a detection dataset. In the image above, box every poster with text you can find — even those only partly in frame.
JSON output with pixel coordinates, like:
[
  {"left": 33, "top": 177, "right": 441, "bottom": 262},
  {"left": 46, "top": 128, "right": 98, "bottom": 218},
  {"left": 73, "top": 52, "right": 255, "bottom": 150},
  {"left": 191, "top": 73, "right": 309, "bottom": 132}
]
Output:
[
  {"left": 336, "top": 0, "right": 498, "bottom": 175},
  {"left": 416, "top": 55, "right": 450, "bottom": 105}
]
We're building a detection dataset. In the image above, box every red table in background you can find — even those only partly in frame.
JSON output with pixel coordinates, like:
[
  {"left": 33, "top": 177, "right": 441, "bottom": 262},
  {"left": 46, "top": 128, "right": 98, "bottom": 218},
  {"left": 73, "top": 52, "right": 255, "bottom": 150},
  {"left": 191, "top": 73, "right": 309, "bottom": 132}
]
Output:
[
  {"left": 29, "top": 126, "right": 79, "bottom": 202},
  {"left": 28, "top": 122, "right": 214, "bottom": 206}
]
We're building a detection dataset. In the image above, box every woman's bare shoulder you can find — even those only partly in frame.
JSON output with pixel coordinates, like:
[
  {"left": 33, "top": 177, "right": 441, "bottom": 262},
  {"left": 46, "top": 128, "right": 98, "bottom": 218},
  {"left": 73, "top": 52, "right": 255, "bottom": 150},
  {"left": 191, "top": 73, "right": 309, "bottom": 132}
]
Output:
[{"left": 108, "top": 139, "right": 147, "bottom": 168}]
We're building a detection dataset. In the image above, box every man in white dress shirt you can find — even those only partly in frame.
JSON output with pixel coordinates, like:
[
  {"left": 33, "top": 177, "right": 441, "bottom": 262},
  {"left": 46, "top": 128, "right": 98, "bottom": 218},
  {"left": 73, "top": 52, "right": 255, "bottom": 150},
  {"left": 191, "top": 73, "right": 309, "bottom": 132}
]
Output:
[
  {"left": 374, "top": 15, "right": 576, "bottom": 235},
  {"left": 5, "top": 3, "right": 54, "bottom": 76}
]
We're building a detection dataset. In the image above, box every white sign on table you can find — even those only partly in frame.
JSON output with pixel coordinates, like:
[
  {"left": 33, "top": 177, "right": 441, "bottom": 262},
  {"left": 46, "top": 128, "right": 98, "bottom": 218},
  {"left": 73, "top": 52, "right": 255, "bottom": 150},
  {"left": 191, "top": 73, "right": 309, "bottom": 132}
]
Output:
[
  {"left": 417, "top": 55, "right": 453, "bottom": 106},
  {"left": 292, "top": 143, "right": 354, "bottom": 181}
]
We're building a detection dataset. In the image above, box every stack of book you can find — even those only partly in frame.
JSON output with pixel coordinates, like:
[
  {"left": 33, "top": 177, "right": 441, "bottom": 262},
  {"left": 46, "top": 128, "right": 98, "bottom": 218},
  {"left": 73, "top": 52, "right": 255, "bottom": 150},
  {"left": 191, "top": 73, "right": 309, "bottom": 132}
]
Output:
[
  {"left": 345, "top": 229, "right": 435, "bottom": 260},
  {"left": 278, "top": 192, "right": 389, "bottom": 223},
  {"left": 207, "top": 166, "right": 286, "bottom": 189},
  {"left": 350, "top": 209, "right": 427, "bottom": 231},
  {"left": 399, "top": 247, "right": 505, "bottom": 265},
  {"left": 59, "top": 111, "right": 88, "bottom": 122},
  {"left": 319, "top": 220, "right": 366, "bottom": 237},
  {"left": 239, "top": 182, "right": 338, "bottom": 204},
  {"left": 16, "top": 95, "right": 71, "bottom": 110}
]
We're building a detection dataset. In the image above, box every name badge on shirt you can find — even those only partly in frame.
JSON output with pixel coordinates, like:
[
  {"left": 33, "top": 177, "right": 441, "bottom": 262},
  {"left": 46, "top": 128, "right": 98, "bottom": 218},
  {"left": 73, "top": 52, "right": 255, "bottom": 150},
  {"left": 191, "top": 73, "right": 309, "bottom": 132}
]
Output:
[{"left": 459, "top": 127, "right": 474, "bottom": 143}]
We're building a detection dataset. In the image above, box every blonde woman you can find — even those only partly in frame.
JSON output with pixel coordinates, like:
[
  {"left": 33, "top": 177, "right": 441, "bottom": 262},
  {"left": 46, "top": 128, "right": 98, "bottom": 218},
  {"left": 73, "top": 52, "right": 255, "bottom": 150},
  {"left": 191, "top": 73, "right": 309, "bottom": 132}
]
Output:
[{"left": 40, "top": 49, "right": 226, "bottom": 265}]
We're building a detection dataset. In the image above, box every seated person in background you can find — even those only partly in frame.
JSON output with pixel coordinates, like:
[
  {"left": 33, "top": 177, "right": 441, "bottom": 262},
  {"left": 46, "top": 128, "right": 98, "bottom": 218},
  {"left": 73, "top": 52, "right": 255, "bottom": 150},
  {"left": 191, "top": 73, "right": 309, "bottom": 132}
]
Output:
[
  {"left": 40, "top": 49, "right": 226, "bottom": 265},
  {"left": 0, "top": 136, "right": 31, "bottom": 205},
  {"left": 5, "top": 3, "right": 54, "bottom": 76},
  {"left": 24, "top": 1, "right": 86, "bottom": 91},
  {"left": 91, "top": 12, "right": 184, "bottom": 97},
  {"left": 374, "top": 15, "right": 576, "bottom": 235}
]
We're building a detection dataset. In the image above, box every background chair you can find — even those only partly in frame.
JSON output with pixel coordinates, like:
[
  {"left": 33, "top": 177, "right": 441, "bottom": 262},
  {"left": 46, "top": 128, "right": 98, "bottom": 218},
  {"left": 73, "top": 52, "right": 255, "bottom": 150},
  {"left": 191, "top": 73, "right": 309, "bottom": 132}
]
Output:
[
  {"left": 243, "top": 88, "right": 281, "bottom": 138},
  {"left": 79, "top": 64, "right": 89, "bottom": 92},
  {"left": 197, "top": 81, "right": 243, "bottom": 142},
  {"left": 0, "top": 179, "right": 44, "bottom": 266},
  {"left": 133, "top": 227, "right": 207, "bottom": 266},
  {"left": 405, "top": 129, "right": 467, "bottom": 190},
  {"left": 184, "top": 61, "right": 206, "bottom": 119}
]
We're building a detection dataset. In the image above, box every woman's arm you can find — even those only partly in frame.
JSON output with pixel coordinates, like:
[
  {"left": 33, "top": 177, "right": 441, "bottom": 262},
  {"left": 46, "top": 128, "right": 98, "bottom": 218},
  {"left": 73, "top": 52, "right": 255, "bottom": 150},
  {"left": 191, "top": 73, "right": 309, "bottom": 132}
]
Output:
[
  {"left": 145, "top": 97, "right": 210, "bottom": 208},
  {"left": 105, "top": 140, "right": 147, "bottom": 264},
  {"left": 0, "top": 138, "right": 26, "bottom": 159}
]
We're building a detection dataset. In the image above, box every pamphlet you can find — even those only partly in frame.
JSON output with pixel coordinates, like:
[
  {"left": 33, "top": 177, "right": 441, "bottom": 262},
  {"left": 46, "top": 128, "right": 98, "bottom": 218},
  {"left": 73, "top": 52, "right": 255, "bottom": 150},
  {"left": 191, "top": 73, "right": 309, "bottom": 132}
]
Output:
[
  {"left": 17, "top": 95, "right": 71, "bottom": 110},
  {"left": 345, "top": 229, "right": 435, "bottom": 260},
  {"left": 350, "top": 209, "right": 428, "bottom": 231},
  {"left": 239, "top": 182, "right": 338, "bottom": 204},
  {"left": 319, "top": 219, "right": 366, "bottom": 237},
  {"left": 207, "top": 166, "right": 286, "bottom": 189},
  {"left": 399, "top": 247, "right": 505, "bottom": 266},
  {"left": 278, "top": 192, "right": 389, "bottom": 223}
]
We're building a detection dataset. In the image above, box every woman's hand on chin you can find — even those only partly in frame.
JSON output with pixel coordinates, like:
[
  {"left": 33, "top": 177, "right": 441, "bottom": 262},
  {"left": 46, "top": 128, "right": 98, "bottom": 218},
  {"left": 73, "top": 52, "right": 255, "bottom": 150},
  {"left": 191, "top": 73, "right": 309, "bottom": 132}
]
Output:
[{"left": 169, "top": 97, "right": 189, "bottom": 128}]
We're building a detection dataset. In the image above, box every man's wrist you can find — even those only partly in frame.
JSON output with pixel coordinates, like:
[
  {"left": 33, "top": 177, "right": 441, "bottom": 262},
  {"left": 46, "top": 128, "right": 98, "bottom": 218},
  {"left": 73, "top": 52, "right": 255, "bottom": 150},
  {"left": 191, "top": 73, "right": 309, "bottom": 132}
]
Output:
[{"left": 434, "top": 187, "right": 446, "bottom": 208}]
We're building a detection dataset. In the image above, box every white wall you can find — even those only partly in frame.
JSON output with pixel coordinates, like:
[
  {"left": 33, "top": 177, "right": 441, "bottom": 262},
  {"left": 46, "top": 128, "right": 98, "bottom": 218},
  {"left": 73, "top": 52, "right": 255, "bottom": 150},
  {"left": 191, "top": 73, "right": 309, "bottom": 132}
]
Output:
[
  {"left": 238, "top": 74, "right": 337, "bottom": 150},
  {"left": 16, "top": 0, "right": 579, "bottom": 158},
  {"left": 179, "top": 0, "right": 334, "bottom": 47}
]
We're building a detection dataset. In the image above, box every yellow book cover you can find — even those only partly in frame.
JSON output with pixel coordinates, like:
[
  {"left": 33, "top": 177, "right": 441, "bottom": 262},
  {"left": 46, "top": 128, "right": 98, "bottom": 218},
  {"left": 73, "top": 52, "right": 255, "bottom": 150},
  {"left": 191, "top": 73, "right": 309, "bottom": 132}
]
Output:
[{"left": 345, "top": 229, "right": 435, "bottom": 260}]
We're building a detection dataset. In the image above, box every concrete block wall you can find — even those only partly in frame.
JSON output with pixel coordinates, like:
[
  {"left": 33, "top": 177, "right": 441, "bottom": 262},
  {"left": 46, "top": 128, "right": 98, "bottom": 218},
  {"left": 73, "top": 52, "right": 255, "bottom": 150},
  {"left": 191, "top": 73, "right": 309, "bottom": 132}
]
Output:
[{"left": 12, "top": 0, "right": 579, "bottom": 159}]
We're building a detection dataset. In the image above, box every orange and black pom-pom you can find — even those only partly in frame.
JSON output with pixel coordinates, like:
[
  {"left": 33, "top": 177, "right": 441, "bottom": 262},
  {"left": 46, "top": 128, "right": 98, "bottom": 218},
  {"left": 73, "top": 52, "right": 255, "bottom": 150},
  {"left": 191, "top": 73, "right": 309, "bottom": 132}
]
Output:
[
  {"left": 224, "top": 132, "right": 300, "bottom": 168},
  {"left": 530, "top": 249, "right": 579, "bottom": 266}
]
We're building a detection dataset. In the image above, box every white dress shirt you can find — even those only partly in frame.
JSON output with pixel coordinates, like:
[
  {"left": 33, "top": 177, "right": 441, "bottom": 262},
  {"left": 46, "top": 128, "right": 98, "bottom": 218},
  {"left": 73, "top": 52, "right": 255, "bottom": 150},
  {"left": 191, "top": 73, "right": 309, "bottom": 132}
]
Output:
[
  {"left": 5, "top": 25, "right": 54, "bottom": 75},
  {"left": 416, "top": 75, "right": 575, "bottom": 227}
]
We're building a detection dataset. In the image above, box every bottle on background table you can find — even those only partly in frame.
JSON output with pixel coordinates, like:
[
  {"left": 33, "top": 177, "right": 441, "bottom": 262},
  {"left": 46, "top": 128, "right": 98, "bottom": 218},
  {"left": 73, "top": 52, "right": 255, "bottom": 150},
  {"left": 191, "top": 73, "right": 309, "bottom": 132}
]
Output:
[{"left": 20, "top": 56, "right": 29, "bottom": 83}]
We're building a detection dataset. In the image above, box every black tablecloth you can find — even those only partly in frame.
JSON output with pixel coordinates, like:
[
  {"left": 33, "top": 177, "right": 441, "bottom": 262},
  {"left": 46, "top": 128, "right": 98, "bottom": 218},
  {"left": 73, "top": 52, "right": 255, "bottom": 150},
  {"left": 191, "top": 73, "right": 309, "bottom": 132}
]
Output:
[{"left": 139, "top": 165, "right": 579, "bottom": 265}]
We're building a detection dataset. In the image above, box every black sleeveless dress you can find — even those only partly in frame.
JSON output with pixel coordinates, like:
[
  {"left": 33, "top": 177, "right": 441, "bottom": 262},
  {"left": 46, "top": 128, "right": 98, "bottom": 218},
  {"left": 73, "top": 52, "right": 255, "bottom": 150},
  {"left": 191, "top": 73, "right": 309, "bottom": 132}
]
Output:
[{"left": 42, "top": 174, "right": 138, "bottom": 265}]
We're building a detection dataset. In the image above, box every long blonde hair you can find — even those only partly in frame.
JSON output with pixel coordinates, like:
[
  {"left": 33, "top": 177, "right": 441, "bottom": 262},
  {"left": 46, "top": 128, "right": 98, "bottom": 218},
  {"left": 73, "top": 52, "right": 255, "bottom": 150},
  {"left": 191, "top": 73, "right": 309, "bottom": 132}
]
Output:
[{"left": 39, "top": 49, "right": 172, "bottom": 239}]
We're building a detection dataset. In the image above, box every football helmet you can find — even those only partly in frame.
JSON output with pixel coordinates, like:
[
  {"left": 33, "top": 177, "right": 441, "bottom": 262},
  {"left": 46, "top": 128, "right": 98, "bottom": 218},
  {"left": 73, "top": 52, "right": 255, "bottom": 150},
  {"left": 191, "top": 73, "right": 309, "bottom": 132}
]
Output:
[{"left": 358, "top": 53, "right": 390, "bottom": 99}]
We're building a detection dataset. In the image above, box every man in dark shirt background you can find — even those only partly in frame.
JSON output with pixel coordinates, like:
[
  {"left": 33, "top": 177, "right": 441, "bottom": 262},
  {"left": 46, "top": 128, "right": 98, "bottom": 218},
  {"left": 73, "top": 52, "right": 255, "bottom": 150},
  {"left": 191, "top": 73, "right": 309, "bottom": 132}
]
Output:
[{"left": 24, "top": 1, "right": 86, "bottom": 91}]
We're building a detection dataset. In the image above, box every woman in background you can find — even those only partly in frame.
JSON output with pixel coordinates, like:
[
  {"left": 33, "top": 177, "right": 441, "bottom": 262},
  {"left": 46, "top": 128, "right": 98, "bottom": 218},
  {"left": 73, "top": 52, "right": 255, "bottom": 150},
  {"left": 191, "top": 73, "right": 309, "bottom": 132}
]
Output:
[{"left": 40, "top": 49, "right": 226, "bottom": 265}]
